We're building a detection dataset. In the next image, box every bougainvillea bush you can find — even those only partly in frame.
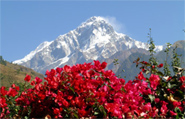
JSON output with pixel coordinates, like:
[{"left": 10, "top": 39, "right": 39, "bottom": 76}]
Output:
[{"left": 0, "top": 60, "right": 185, "bottom": 118}]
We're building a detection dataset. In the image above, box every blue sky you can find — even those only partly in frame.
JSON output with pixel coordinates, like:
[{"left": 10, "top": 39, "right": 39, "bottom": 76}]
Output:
[{"left": 1, "top": 1, "right": 184, "bottom": 62}]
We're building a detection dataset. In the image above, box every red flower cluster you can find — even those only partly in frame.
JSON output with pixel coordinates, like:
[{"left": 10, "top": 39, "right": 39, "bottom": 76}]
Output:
[
  {"left": 0, "top": 60, "right": 184, "bottom": 118},
  {"left": 0, "top": 84, "right": 19, "bottom": 117},
  {"left": 14, "top": 61, "right": 156, "bottom": 118}
]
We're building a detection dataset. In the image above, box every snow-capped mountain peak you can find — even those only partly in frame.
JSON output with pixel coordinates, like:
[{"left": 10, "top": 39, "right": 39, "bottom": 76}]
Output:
[
  {"left": 80, "top": 16, "right": 108, "bottom": 27},
  {"left": 36, "top": 41, "right": 52, "bottom": 52},
  {"left": 14, "top": 41, "right": 52, "bottom": 64},
  {"left": 13, "top": 16, "right": 164, "bottom": 74}
]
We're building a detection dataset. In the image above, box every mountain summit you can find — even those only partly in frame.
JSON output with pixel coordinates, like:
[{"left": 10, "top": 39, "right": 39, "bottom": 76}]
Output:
[{"left": 13, "top": 16, "right": 163, "bottom": 74}]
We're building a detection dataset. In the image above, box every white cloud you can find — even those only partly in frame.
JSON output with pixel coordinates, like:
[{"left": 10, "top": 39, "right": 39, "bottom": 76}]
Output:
[{"left": 102, "top": 16, "right": 126, "bottom": 33}]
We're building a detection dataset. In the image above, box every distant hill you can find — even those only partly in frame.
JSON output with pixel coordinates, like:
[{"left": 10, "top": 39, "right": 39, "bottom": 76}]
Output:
[
  {"left": 0, "top": 56, "right": 45, "bottom": 87},
  {"left": 116, "top": 40, "right": 185, "bottom": 82}
]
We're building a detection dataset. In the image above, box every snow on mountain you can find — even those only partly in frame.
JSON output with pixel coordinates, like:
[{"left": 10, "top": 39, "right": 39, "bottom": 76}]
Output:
[
  {"left": 13, "top": 16, "right": 164, "bottom": 74},
  {"left": 14, "top": 41, "right": 52, "bottom": 64}
]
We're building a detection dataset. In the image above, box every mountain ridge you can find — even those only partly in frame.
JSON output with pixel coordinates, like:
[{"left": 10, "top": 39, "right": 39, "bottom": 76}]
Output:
[
  {"left": 13, "top": 16, "right": 164, "bottom": 74},
  {"left": 116, "top": 40, "right": 185, "bottom": 82}
]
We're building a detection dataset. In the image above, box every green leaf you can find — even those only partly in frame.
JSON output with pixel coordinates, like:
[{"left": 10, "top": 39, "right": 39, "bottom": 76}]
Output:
[
  {"left": 174, "top": 107, "right": 182, "bottom": 119},
  {"left": 171, "top": 84, "right": 177, "bottom": 88},
  {"left": 148, "top": 94, "right": 155, "bottom": 103},
  {"left": 69, "top": 86, "right": 75, "bottom": 94},
  {"left": 146, "top": 70, "right": 150, "bottom": 74},
  {"left": 94, "top": 111, "right": 99, "bottom": 115},
  {"left": 108, "top": 85, "right": 112, "bottom": 90},
  {"left": 174, "top": 107, "right": 181, "bottom": 113},
  {"left": 25, "top": 116, "right": 29, "bottom": 119},
  {"left": 121, "top": 87, "right": 126, "bottom": 92},
  {"left": 156, "top": 71, "right": 164, "bottom": 76},
  {"left": 95, "top": 75, "right": 98, "bottom": 79},
  {"left": 146, "top": 63, "right": 151, "bottom": 67},
  {"left": 99, "top": 105, "right": 107, "bottom": 117},
  {"left": 73, "top": 113, "right": 79, "bottom": 118},
  {"left": 162, "top": 82, "right": 167, "bottom": 87},
  {"left": 177, "top": 90, "right": 183, "bottom": 95},
  {"left": 167, "top": 82, "right": 171, "bottom": 89}
]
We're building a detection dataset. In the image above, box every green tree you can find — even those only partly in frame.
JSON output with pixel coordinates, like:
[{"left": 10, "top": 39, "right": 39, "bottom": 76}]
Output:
[
  {"left": 163, "top": 43, "right": 171, "bottom": 76},
  {"left": 147, "top": 28, "right": 158, "bottom": 74},
  {"left": 0, "top": 56, "right": 7, "bottom": 66},
  {"left": 172, "top": 45, "right": 182, "bottom": 75}
]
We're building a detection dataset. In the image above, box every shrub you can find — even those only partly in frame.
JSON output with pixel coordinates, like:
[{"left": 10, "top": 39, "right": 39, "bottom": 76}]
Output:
[{"left": 0, "top": 60, "right": 184, "bottom": 118}]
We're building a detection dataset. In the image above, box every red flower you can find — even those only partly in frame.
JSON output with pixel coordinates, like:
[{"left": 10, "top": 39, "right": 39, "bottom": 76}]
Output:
[
  {"left": 138, "top": 72, "right": 146, "bottom": 80},
  {"left": 0, "top": 97, "right": 7, "bottom": 108},
  {"left": 0, "top": 86, "right": 7, "bottom": 96},
  {"left": 35, "top": 77, "right": 42, "bottom": 84},
  {"left": 167, "top": 76, "right": 172, "bottom": 81},
  {"left": 56, "top": 67, "right": 63, "bottom": 74},
  {"left": 45, "top": 70, "right": 50, "bottom": 76},
  {"left": 154, "top": 98, "right": 160, "bottom": 103},
  {"left": 24, "top": 74, "right": 31, "bottom": 82},
  {"left": 170, "top": 111, "right": 177, "bottom": 116},
  {"left": 180, "top": 76, "right": 185, "bottom": 83},
  {"left": 62, "top": 99, "right": 69, "bottom": 107},
  {"left": 152, "top": 65, "right": 155, "bottom": 69},
  {"left": 149, "top": 74, "right": 160, "bottom": 90},
  {"left": 160, "top": 103, "right": 168, "bottom": 116},
  {"left": 63, "top": 65, "right": 71, "bottom": 72},
  {"left": 3, "top": 60, "right": 183, "bottom": 118},
  {"left": 50, "top": 69, "right": 56, "bottom": 76},
  {"left": 53, "top": 108, "right": 60, "bottom": 115},
  {"left": 101, "top": 62, "right": 107, "bottom": 69},
  {"left": 93, "top": 60, "right": 101, "bottom": 67},
  {"left": 142, "top": 61, "right": 148, "bottom": 64},
  {"left": 11, "top": 84, "right": 19, "bottom": 91},
  {"left": 78, "top": 109, "right": 88, "bottom": 118},
  {"left": 143, "top": 103, "right": 151, "bottom": 112},
  {"left": 172, "top": 101, "right": 181, "bottom": 108},
  {"left": 30, "top": 81, "right": 35, "bottom": 86},
  {"left": 157, "top": 63, "right": 163, "bottom": 68},
  {"left": 180, "top": 83, "right": 185, "bottom": 90},
  {"left": 7, "top": 88, "right": 18, "bottom": 97}
]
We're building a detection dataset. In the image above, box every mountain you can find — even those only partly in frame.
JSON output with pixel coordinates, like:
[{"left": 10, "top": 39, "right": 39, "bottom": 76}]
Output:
[
  {"left": 0, "top": 56, "right": 44, "bottom": 87},
  {"left": 13, "top": 16, "right": 164, "bottom": 74},
  {"left": 116, "top": 40, "right": 185, "bottom": 82}
]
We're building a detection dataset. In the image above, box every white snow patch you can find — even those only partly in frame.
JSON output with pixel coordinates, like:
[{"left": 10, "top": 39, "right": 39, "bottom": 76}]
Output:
[
  {"left": 54, "top": 56, "right": 70, "bottom": 69},
  {"left": 155, "top": 45, "right": 164, "bottom": 52},
  {"left": 13, "top": 41, "right": 52, "bottom": 64}
]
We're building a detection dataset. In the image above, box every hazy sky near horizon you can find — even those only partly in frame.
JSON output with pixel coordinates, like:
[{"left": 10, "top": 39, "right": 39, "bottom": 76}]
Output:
[{"left": 1, "top": 0, "right": 184, "bottom": 62}]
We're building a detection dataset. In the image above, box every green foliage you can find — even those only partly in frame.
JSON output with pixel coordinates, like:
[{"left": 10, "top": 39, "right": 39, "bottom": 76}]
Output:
[
  {"left": 133, "top": 53, "right": 185, "bottom": 118},
  {"left": 172, "top": 45, "right": 182, "bottom": 74},
  {"left": 113, "top": 59, "right": 119, "bottom": 65},
  {"left": 113, "top": 59, "right": 123, "bottom": 78},
  {"left": 0, "top": 56, "right": 7, "bottom": 66},
  {"left": 0, "top": 73, "right": 4, "bottom": 81},
  {"left": 16, "top": 69, "right": 21, "bottom": 74},
  {"left": 163, "top": 43, "right": 171, "bottom": 76},
  {"left": 147, "top": 28, "right": 158, "bottom": 73},
  {"left": 31, "top": 71, "right": 35, "bottom": 75}
]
